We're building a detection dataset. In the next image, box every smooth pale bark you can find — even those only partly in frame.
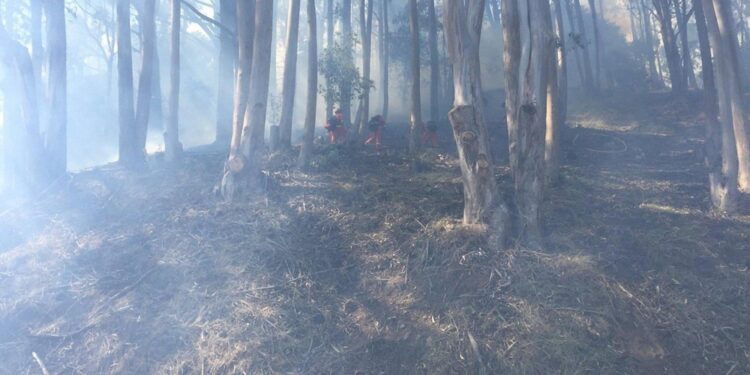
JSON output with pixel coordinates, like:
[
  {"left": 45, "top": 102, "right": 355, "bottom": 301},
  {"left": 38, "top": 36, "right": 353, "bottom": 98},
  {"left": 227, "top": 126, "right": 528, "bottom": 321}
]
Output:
[
  {"left": 695, "top": 0, "right": 737, "bottom": 211},
  {"left": 563, "top": 0, "right": 586, "bottom": 88},
  {"left": 408, "top": 0, "right": 422, "bottom": 156},
  {"left": 215, "top": 0, "right": 237, "bottom": 146},
  {"left": 228, "top": 1, "right": 255, "bottom": 158},
  {"left": 325, "top": 0, "right": 334, "bottom": 117},
  {"left": 710, "top": 0, "right": 750, "bottom": 191},
  {"left": 654, "top": 0, "right": 686, "bottom": 94},
  {"left": 445, "top": 0, "right": 508, "bottom": 244},
  {"left": 223, "top": 0, "right": 273, "bottom": 199},
  {"left": 573, "top": 0, "right": 594, "bottom": 92},
  {"left": 428, "top": 0, "right": 440, "bottom": 123},
  {"left": 546, "top": 0, "right": 568, "bottom": 186},
  {"left": 165, "top": 0, "right": 182, "bottom": 162},
  {"left": 342, "top": 0, "right": 353, "bottom": 127},
  {"left": 117, "top": 0, "right": 138, "bottom": 166},
  {"left": 30, "top": 0, "right": 43, "bottom": 100},
  {"left": 505, "top": 0, "right": 553, "bottom": 246},
  {"left": 299, "top": 0, "right": 318, "bottom": 168},
  {"left": 135, "top": 0, "right": 156, "bottom": 158},
  {"left": 0, "top": 25, "right": 48, "bottom": 189},
  {"left": 279, "top": 0, "right": 301, "bottom": 148},
  {"left": 358, "top": 0, "right": 374, "bottom": 137},
  {"left": 380, "top": 0, "right": 389, "bottom": 120},
  {"left": 587, "top": 0, "right": 601, "bottom": 90},
  {"left": 44, "top": 0, "right": 67, "bottom": 176},
  {"left": 641, "top": 0, "right": 661, "bottom": 84},
  {"left": 702, "top": 0, "right": 740, "bottom": 210}
]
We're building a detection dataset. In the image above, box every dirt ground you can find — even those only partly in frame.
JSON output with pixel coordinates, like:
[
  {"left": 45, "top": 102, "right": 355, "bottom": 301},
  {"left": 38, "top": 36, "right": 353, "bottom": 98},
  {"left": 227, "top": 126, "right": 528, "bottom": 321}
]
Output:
[{"left": 1, "top": 92, "right": 749, "bottom": 374}]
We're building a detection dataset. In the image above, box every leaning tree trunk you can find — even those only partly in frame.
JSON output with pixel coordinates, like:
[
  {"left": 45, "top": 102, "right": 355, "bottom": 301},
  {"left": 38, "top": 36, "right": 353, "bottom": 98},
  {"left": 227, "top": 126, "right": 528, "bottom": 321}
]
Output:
[
  {"left": 221, "top": 0, "right": 273, "bottom": 200},
  {"left": 135, "top": 0, "right": 156, "bottom": 159},
  {"left": 380, "top": 0, "right": 389, "bottom": 120},
  {"left": 695, "top": 0, "right": 737, "bottom": 211},
  {"left": 44, "top": 0, "right": 67, "bottom": 176},
  {"left": 215, "top": 0, "right": 237, "bottom": 147},
  {"left": 408, "top": 0, "right": 422, "bottom": 156},
  {"left": 428, "top": 0, "right": 440, "bottom": 123},
  {"left": 505, "top": 0, "right": 553, "bottom": 247},
  {"left": 298, "top": 0, "right": 318, "bottom": 169},
  {"left": 444, "top": 0, "right": 508, "bottom": 245},
  {"left": 165, "top": 0, "right": 182, "bottom": 162},
  {"left": 117, "top": 0, "right": 138, "bottom": 166},
  {"left": 709, "top": 0, "right": 750, "bottom": 192},
  {"left": 358, "top": 0, "right": 374, "bottom": 137},
  {"left": 279, "top": 0, "right": 301, "bottom": 148}
]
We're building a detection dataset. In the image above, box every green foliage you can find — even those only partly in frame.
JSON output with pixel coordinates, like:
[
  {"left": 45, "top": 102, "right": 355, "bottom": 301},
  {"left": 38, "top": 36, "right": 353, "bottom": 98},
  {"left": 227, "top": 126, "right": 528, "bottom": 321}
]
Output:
[{"left": 319, "top": 40, "right": 374, "bottom": 108}]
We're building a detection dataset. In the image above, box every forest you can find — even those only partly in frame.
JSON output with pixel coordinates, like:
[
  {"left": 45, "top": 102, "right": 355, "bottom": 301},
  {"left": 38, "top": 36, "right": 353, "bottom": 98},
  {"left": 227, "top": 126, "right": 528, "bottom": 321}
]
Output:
[{"left": 1, "top": 0, "right": 750, "bottom": 373}]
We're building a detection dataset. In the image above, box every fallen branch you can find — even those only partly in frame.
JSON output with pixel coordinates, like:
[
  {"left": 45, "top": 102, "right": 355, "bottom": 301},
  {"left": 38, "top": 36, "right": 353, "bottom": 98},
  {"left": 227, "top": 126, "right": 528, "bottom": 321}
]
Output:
[{"left": 31, "top": 352, "right": 50, "bottom": 375}]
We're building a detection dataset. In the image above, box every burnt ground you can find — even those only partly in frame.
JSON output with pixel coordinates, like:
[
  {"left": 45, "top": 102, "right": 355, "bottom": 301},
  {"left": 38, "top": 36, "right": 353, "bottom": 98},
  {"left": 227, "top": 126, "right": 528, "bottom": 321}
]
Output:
[{"left": 1, "top": 92, "right": 749, "bottom": 374}]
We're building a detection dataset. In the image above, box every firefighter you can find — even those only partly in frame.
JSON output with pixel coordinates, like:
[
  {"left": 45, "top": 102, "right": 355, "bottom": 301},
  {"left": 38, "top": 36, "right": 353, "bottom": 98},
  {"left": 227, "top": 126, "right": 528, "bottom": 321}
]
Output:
[
  {"left": 421, "top": 120, "right": 439, "bottom": 148},
  {"left": 364, "top": 115, "right": 386, "bottom": 148},
  {"left": 325, "top": 109, "right": 347, "bottom": 144}
]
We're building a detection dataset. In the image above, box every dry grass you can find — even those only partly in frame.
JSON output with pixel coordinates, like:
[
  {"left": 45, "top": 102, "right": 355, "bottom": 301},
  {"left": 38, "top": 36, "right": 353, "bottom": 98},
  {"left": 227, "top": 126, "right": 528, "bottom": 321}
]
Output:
[{"left": 0, "top": 92, "right": 749, "bottom": 374}]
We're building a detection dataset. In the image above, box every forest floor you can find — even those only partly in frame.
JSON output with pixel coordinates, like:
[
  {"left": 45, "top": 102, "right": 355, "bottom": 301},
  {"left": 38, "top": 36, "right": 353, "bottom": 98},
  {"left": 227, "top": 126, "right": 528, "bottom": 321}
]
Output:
[{"left": 1, "top": 92, "right": 749, "bottom": 375}]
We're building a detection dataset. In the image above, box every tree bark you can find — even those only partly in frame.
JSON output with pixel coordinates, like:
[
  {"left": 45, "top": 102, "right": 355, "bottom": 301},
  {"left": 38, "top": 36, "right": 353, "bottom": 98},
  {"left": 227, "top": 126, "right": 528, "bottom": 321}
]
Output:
[
  {"left": 641, "top": 0, "right": 661, "bottom": 85},
  {"left": 135, "top": 0, "right": 156, "bottom": 158},
  {"left": 428, "top": 0, "right": 440, "bottom": 123},
  {"left": 215, "top": 0, "right": 237, "bottom": 147},
  {"left": 505, "top": 0, "right": 553, "bottom": 247},
  {"left": 325, "top": 0, "right": 334, "bottom": 118},
  {"left": 547, "top": 0, "right": 568, "bottom": 186},
  {"left": 563, "top": 0, "right": 586, "bottom": 89},
  {"left": 695, "top": 0, "right": 737, "bottom": 211},
  {"left": 573, "top": 0, "right": 595, "bottom": 92},
  {"left": 341, "top": 0, "right": 353, "bottom": 128},
  {"left": 408, "top": 0, "right": 422, "bottom": 156},
  {"left": 380, "top": 0, "right": 389, "bottom": 120},
  {"left": 587, "top": 0, "right": 602, "bottom": 90},
  {"left": 279, "top": 0, "right": 301, "bottom": 148},
  {"left": 444, "top": 0, "right": 508, "bottom": 245},
  {"left": 358, "top": 0, "right": 374, "bottom": 137},
  {"left": 165, "top": 0, "right": 182, "bottom": 162},
  {"left": 117, "top": 0, "right": 138, "bottom": 166},
  {"left": 44, "top": 0, "right": 67, "bottom": 176},
  {"left": 676, "top": 0, "right": 698, "bottom": 88},
  {"left": 710, "top": 0, "right": 750, "bottom": 191},
  {"left": 654, "top": 0, "right": 687, "bottom": 94},
  {"left": 298, "top": 0, "right": 318, "bottom": 169}
]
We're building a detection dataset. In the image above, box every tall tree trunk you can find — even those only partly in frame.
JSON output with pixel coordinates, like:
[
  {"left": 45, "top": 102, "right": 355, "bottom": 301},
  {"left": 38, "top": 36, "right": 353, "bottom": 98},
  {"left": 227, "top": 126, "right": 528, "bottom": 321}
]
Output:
[
  {"left": 299, "top": 0, "right": 318, "bottom": 168},
  {"left": 709, "top": 0, "right": 750, "bottom": 191},
  {"left": 547, "top": 0, "right": 568, "bottom": 186},
  {"left": 233, "top": 0, "right": 274, "bottom": 193},
  {"left": 358, "top": 0, "right": 374, "bottom": 136},
  {"left": 165, "top": 0, "right": 182, "bottom": 162},
  {"left": 695, "top": 0, "right": 737, "bottom": 211},
  {"left": 654, "top": 0, "right": 687, "bottom": 94},
  {"left": 215, "top": 0, "right": 237, "bottom": 147},
  {"left": 573, "top": 0, "right": 594, "bottom": 92},
  {"left": 0, "top": 25, "right": 48, "bottom": 189},
  {"left": 564, "top": 0, "right": 586, "bottom": 88},
  {"left": 505, "top": 0, "right": 553, "bottom": 246},
  {"left": 408, "top": 0, "right": 422, "bottom": 156},
  {"left": 44, "top": 0, "right": 67, "bottom": 176},
  {"left": 641, "top": 0, "right": 661, "bottom": 85},
  {"left": 135, "top": 0, "right": 156, "bottom": 158},
  {"left": 428, "top": 0, "right": 440, "bottom": 123},
  {"left": 30, "top": 0, "right": 43, "bottom": 105},
  {"left": 445, "top": 0, "right": 508, "bottom": 245},
  {"left": 341, "top": 0, "right": 353, "bottom": 128},
  {"left": 279, "top": 0, "right": 301, "bottom": 148},
  {"left": 380, "top": 0, "right": 389, "bottom": 120},
  {"left": 677, "top": 0, "right": 698, "bottom": 88},
  {"left": 325, "top": 0, "right": 334, "bottom": 118},
  {"left": 117, "top": 0, "right": 138, "bottom": 166},
  {"left": 587, "top": 0, "right": 602, "bottom": 90}
]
